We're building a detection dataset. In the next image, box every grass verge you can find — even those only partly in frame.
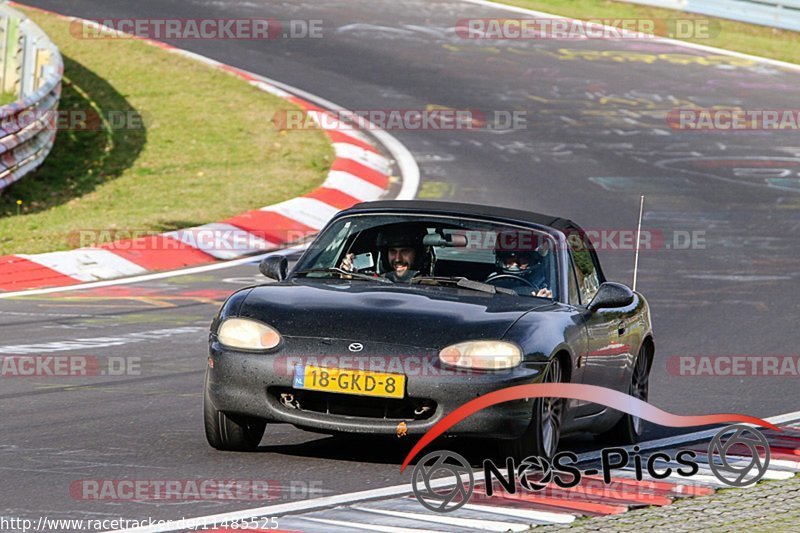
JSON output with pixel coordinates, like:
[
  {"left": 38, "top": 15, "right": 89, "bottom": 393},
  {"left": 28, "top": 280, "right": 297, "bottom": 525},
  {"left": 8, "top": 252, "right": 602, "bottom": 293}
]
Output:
[
  {"left": 0, "top": 6, "right": 333, "bottom": 255},
  {"left": 488, "top": 0, "right": 800, "bottom": 64},
  {"left": 0, "top": 91, "right": 17, "bottom": 106}
]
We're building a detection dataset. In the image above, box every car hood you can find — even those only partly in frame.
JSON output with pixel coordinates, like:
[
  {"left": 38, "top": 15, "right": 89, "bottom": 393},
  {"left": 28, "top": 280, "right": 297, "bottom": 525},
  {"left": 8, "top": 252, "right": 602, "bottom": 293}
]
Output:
[{"left": 236, "top": 279, "right": 548, "bottom": 349}]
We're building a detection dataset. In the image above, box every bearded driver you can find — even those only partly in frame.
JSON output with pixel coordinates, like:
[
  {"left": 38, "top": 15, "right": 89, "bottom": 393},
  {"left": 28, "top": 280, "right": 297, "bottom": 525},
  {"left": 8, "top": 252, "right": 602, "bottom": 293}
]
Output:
[
  {"left": 383, "top": 243, "right": 418, "bottom": 282},
  {"left": 340, "top": 227, "right": 424, "bottom": 283}
]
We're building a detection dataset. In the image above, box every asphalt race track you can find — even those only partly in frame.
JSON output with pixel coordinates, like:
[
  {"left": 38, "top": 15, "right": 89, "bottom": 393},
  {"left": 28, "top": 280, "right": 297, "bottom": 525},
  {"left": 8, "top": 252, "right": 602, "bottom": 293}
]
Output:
[{"left": 4, "top": 0, "right": 800, "bottom": 526}]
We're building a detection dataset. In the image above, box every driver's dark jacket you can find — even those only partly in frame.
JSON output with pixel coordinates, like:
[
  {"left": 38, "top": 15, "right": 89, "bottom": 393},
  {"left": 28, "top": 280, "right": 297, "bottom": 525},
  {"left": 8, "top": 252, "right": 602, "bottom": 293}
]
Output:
[{"left": 486, "top": 266, "right": 549, "bottom": 296}]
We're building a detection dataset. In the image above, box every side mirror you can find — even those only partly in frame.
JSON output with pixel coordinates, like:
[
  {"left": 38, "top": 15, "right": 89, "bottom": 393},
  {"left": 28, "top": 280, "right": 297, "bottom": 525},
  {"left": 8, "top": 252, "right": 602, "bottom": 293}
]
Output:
[
  {"left": 587, "top": 282, "right": 635, "bottom": 311},
  {"left": 259, "top": 255, "right": 288, "bottom": 281}
]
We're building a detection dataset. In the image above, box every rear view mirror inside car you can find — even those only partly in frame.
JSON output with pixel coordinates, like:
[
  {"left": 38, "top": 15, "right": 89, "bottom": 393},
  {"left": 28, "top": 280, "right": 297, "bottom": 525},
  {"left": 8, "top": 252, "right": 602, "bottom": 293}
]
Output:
[{"left": 423, "top": 233, "right": 468, "bottom": 247}]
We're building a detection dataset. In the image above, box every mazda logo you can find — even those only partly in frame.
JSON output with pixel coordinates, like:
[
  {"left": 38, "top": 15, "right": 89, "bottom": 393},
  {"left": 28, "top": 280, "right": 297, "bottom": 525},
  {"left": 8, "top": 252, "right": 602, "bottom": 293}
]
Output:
[{"left": 348, "top": 343, "right": 364, "bottom": 352}]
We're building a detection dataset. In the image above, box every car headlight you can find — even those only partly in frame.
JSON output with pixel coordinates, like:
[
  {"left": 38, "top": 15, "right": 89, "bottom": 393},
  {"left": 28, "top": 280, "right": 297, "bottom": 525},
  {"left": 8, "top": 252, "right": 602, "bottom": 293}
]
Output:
[
  {"left": 439, "top": 340, "right": 522, "bottom": 370},
  {"left": 217, "top": 318, "right": 281, "bottom": 350}
]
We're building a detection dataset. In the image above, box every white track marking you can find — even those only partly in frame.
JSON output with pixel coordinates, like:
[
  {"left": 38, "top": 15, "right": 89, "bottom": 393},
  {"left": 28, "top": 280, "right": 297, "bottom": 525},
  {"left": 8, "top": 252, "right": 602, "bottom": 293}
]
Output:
[
  {"left": 0, "top": 326, "right": 204, "bottom": 354},
  {"left": 348, "top": 506, "right": 528, "bottom": 531},
  {"left": 294, "top": 516, "right": 440, "bottom": 533},
  {"left": 18, "top": 250, "right": 147, "bottom": 282},
  {"left": 458, "top": 502, "right": 575, "bottom": 523},
  {"left": 0, "top": 245, "right": 306, "bottom": 300},
  {"left": 262, "top": 197, "right": 340, "bottom": 229},
  {"left": 323, "top": 171, "right": 387, "bottom": 201},
  {"left": 334, "top": 143, "right": 392, "bottom": 174},
  {"left": 461, "top": 0, "right": 800, "bottom": 72},
  {"left": 249, "top": 80, "right": 293, "bottom": 99}
]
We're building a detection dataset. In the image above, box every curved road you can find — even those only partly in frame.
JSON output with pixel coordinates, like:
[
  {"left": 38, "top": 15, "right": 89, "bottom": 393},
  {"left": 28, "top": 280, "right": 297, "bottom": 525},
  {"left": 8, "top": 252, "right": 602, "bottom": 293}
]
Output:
[{"left": 3, "top": 0, "right": 800, "bottom": 526}]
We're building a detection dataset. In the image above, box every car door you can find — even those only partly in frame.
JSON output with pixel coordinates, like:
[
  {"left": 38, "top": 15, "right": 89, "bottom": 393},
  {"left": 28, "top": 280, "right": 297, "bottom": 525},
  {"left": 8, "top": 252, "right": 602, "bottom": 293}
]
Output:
[
  {"left": 559, "top": 250, "right": 600, "bottom": 428},
  {"left": 570, "top": 236, "right": 633, "bottom": 395}
]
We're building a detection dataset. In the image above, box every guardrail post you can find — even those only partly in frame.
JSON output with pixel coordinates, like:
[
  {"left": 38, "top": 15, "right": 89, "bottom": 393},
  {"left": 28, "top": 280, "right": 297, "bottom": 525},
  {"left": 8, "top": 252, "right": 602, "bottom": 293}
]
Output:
[
  {"left": 1, "top": 16, "right": 21, "bottom": 100},
  {"left": 20, "top": 25, "right": 36, "bottom": 98},
  {"left": 0, "top": 4, "right": 63, "bottom": 193}
]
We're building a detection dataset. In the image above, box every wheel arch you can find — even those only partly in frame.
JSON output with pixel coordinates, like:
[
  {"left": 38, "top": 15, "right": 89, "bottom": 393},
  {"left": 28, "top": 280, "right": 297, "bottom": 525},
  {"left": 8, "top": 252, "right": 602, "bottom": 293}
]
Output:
[
  {"left": 550, "top": 345, "right": 574, "bottom": 383},
  {"left": 640, "top": 334, "right": 655, "bottom": 374}
]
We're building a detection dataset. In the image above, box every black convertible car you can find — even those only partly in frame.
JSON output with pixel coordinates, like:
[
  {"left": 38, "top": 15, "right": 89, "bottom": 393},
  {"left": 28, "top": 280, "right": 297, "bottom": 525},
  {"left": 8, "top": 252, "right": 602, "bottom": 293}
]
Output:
[{"left": 204, "top": 201, "right": 654, "bottom": 459}]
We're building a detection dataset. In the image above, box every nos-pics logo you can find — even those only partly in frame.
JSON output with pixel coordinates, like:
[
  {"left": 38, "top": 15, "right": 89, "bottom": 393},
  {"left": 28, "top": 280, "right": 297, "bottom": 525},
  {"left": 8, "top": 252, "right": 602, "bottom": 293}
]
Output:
[{"left": 411, "top": 424, "right": 771, "bottom": 513}]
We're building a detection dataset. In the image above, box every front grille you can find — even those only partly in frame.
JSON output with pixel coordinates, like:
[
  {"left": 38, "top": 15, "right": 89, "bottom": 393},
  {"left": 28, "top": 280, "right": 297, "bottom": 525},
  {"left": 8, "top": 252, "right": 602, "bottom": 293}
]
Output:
[{"left": 271, "top": 387, "right": 436, "bottom": 420}]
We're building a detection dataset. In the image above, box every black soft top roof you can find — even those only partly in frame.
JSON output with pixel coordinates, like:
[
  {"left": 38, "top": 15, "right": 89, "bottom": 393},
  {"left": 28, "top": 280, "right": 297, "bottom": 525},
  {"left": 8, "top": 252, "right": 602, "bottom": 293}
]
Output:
[{"left": 340, "top": 200, "right": 583, "bottom": 234}]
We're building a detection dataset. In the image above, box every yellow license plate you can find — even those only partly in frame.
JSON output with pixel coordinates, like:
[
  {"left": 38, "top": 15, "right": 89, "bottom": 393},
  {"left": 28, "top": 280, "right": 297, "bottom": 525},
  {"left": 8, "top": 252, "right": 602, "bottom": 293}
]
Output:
[{"left": 292, "top": 365, "right": 405, "bottom": 399}]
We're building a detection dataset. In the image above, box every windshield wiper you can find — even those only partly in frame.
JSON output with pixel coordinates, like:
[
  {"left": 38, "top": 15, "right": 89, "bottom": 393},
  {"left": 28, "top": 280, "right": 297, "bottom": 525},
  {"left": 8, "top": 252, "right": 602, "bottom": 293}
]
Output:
[
  {"left": 293, "top": 268, "right": 394, "bottom": 284},
  {"left": 409, "top": 276, "right": 517, "bottom": 295}
]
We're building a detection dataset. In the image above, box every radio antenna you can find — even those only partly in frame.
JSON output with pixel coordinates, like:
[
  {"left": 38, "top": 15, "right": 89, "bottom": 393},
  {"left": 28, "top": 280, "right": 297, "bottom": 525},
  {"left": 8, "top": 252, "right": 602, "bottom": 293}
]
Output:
[{"left": 632, "top": 195, "right": 645, "bottom": 292}]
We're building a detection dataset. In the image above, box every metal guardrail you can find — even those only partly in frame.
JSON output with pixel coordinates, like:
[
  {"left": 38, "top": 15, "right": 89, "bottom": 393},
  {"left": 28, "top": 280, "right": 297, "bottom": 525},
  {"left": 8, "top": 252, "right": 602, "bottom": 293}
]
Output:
[
  {"left": 0, "top": 3, "right": 62, "bottom": 193},
  {"left": 622, "top": 0, "right": 800, "bottom": 32}
]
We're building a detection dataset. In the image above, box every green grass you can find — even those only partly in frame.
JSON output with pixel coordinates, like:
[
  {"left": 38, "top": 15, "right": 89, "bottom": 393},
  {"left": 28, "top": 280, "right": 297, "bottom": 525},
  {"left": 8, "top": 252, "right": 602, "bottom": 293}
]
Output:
[
  {"left": 0, "top": 91, "right": 17, "bottom": 105},
  {"left": 492, "top": 0, "right": 800, "bottom": 64},
  {"left": 0, "top": 7, "right": 333, "bottom": 255}
]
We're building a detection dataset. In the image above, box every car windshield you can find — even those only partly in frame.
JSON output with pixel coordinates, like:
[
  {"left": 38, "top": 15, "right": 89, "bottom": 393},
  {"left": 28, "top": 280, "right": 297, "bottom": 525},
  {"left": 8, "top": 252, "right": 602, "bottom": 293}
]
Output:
[{"left": 292, "top": 214, "right": 559, "bottom": 298}]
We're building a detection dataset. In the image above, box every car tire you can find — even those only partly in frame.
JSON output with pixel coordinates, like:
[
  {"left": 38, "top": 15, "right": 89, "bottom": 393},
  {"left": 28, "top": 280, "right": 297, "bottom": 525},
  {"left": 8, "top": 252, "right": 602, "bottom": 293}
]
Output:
[
  {"left": 597, "top": 344, "right": 650, "bottom": 445},
  {"left": 499, "top": 357, "right": 564, "bottom": 461},
  {"left": 204, "top": 373, "right": 266, "bottom": 451}
]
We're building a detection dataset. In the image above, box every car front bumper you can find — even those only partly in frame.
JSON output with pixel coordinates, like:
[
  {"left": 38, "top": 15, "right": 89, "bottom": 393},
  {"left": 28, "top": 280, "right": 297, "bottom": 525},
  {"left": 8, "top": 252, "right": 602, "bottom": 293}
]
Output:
[{"left": 207, "top": 336, "right": 546, "bottom": 439}]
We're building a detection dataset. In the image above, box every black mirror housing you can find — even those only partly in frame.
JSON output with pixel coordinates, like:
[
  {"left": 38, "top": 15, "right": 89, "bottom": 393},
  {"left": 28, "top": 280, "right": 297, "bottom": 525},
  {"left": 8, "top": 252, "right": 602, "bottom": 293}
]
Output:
[
  {"left": 259, "top": 255, "right": 288, "bottom": 281},
  {"left": 588, "top": 282, "right": 635, "bottom": 311},
  {"left": 422, "top": 233, "right": 468, "bottom": 247}
]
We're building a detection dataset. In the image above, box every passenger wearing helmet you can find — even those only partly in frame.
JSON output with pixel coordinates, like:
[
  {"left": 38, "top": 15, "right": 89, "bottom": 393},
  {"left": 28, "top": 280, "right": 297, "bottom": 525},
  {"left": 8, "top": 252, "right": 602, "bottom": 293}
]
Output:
[{"left": 486, "top": 232, "right": 553, "bottom": 298}]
